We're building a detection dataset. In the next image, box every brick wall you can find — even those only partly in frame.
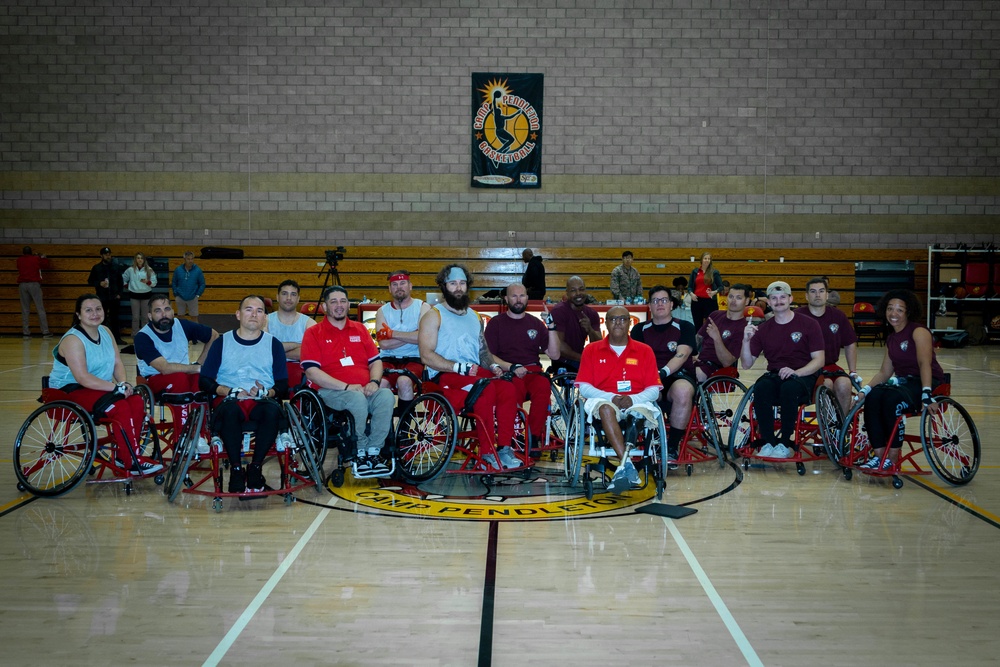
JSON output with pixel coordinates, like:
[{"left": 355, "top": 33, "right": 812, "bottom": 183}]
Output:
[{"left": 1, "top": 0, "right": 997, "bottom": 248}]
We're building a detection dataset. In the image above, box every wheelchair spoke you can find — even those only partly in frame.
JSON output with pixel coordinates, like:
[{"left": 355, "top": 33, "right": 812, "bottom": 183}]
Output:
[{"left": 922, "top": 398, "right": 980, "bottom": 486}]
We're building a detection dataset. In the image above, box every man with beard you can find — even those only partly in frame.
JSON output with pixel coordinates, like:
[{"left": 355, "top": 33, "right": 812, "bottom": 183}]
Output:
[
  {"left": 484, "top": 282, "right": 560, "bottom": 455},
  {"left": 265, "top": 279, "right": 316, "bottom": 388},
  {"left": 200, "top": 295, "right": 288, "bottom": 494},
  {"left": 375, "top": 270, "right": 430, "bottom": 403},
  {"left": 419, "top": 264, "right": 522, "bottom": 470},
  {"left": 799, "top": 276, "right": 860, "bottom": 417},
  {"left": 740, "top": 281, "right": 825, "bottom": 459},
  {"left": 693, "top": 282, "right": 752, "bottom": 382},
  {"left": 135, "top": 295, "right": 219, "bottom": 396},
  {"left": 549, "top": 276, "right": 602, "bottom": 374},
  {"left": 87, "top": 246, "right": 125, "bottom": 344},
  {"left": 300, "top": 285, "right": 394, "bottom": 475},
  {"left": 630, "top": 286, "right": 697, "bottom": 467},
  {"left": 576, "top": 306, "right": 662, "bottom": 492}
]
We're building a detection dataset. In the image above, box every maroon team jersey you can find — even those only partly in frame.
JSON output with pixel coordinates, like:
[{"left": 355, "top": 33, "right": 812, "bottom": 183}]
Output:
[
  {"left": 799, "top": 307, "right": 857, "bottom": 366},
  {"left": 696, "top": 311, "right": 746, "bottom": 368},
  {"left": 748, "top": 312, "right": 824, "bottom": 372},
  {"left": 630, "top": 318, "right": 697, "bottom": 375},
  {"left": 550, "top": 301, "right": 600, "bottom": 355},
  {"left": 484, "top": 313, "right": 550, "bottom": 367},
  {"left": 888, "top": 321, "right": 945, "bottom": 383}
]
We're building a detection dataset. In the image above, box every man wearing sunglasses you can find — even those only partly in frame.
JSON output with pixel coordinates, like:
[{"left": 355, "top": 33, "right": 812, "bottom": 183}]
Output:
[{"left": 575, "top": 306, "right": 662, "bottom": 492}]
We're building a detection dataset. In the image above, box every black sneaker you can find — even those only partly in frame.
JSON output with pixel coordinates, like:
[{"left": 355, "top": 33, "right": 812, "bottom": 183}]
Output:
[
  {"left": 247, "top": 463, "right": 266, "bottom": 492},
  {"left": 228, "top": 467, "right": 246, "bottom": 494}
]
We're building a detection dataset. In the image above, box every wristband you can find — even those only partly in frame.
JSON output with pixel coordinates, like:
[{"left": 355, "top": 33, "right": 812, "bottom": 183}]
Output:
[
  {"left": 509, "top": 363, "right": 523, "bottom": 373},
  {"left": 860, "top": 384, "right": 872, "bottom": 396},
  {"left": 453, "top": 362, "right": 471, "bottom": 375},
  {"left": 115, "top": 382, "right": 129, "bottom": 393},
  {"left": 545, "top": 313, "right": 556, "bottom": 330},
  {"left": 922, "top": 387, "right": 933, "bottom": 406},
  {"left": 368, "top": 379, "right": 379, "bottom": 386},
  {"left": 490, "top": 363, "right": 501, "bottom": 372},
  {"left": 661, "top": 365, "right": 671, "bottom": 377},
  {"left": 229, "top": 387, "right": 243, "bottom": 397}
]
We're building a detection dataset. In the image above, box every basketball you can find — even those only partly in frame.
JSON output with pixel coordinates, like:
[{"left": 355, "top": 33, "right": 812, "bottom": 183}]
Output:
[{"left": 954, "top": 286, "right": 968, "bottom": 299}]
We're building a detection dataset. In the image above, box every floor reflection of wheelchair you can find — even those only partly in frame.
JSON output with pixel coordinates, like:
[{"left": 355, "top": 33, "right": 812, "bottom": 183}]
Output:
[
  {"left": 164, "top": 400, "right": 324, "bottom": 511},
  {"left": 563, "top": 397, "right": 668, "bottom": 500},
  {"left": 728, "top": 373, "right": 831, "bottom": 476},
  {"left": 832, "top": 374, "right": 980, "bottom": 489},
  {"left": 674, "top": 367, "right": 748, "bottom": 475},
  {"left": 393, "top": 374, "right": 534, "bottom": 487},
  {"left": 14, "top": 378, "right": 164, "bottom": 497}
]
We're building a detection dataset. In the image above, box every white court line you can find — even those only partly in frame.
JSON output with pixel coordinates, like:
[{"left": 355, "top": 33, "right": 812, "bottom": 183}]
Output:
[
  {"left": 662, "top": 517, "right": 763, "bottom": 667},
  {"left": 203, "top": 495, "right": 338, "bottom": 667}
]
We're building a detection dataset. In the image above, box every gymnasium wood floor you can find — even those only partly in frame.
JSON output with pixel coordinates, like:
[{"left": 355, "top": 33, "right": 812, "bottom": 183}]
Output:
[{"left": 1, "top": 336, "right": 998, "bottom": 666}]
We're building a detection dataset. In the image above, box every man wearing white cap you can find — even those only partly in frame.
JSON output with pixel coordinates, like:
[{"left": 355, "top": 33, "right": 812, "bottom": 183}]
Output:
[
  {"left": 740, "top": 280, "right": 825, "bottom": 458},
  {"left": 419, "top": 263, "right": 522, "bottom": 470}
]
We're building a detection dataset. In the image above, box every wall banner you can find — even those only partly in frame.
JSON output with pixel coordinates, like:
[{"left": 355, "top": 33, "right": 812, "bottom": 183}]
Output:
[{"left": 471, "top": 73, "right": 543, "bottom": 188}]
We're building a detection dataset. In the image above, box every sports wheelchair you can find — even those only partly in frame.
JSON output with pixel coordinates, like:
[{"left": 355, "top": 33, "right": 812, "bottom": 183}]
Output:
[
  {"left": 392, "top": 373, "right": 535, "bottom": 487},
  {"left": 164, "top": 398, "right": 324, "bottom": 511},
  {"left": 728, "top": 372, "right": 835, "bottom": 475},
  {"left": 672, "top": 367, "right": 748, "bottom": 475},
  {"left": 14, "top": 378, "right": 164, "bottom": 497},
  {"left": 832, "top": 375, "right": 980, "bottom": 489},
  {"left": 563, "top": 396, "right": 668, "bottom": 500}
]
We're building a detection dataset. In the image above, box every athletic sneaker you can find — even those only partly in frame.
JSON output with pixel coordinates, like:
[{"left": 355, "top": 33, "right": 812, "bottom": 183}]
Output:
[
  {"left": 196, "top": 437, "right": 210, "bottom": 455},
  {"left": 211, "top": 436, "right": 223, "bottom": 453},
  {"left": 228, "top": 467, "right": 246, "bottom": 493},
  {"left": 482, "top": 454, "right": 499, "bottom": 469},
  {"left": 497, "top": 446, "right": 520, "bottom": 469},
  {"left": 607, "top": 464, "right": 631, "bottom": 493},
  {"left": 758, "top": 443, "right": 776, "bottom": 457},
  {"left": 115, "top": 457, "right": 164, "bottom": 476},
  {"left": 623, "top": 459, "right": 640, "bottom": 485},
  {"left": 860, "top": 456, "right": 892, "bottom": 471},
  {"left": 369, "top": 459, "right": 390, "bottom": 475},
  {"left": 770, "top": 443, "right": 793, "bottom": 459},
  {"left": 355, "top": 458, "right": 374, "bottom": 474},
  {"left": 247, "top": 463, "right": 266, "bottom": 492}
]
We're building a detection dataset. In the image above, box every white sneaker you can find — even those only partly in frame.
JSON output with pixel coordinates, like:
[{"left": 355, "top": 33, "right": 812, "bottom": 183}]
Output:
[
  {"left": 497, "top": 446, "right": 520, "bottom": 469},
  {"left": 196, "top": 437, "right": 210, "bottom": 455},
  {"left": 771, "top": 443, "right": 793, "bottom": 459},
  {"left": 367, "top": 447, "right": 382, "bottom": 458},
  {"left": 482, "top": 454, "right": 499, "bottom": 469},
  {"left": 758, "top": 443, "right": 775, "bottom": 457},
  {"left": 210, "top": 436, "right": 223, "bottom": 453}
]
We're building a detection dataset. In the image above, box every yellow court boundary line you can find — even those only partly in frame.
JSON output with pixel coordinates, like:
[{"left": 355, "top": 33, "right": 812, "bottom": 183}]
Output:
[
  {"left": 915, "top": 477, "right": 1000, "bottom": 526},
  {"left": 0, "top": 494, "right": 36, "bottom": 516}
]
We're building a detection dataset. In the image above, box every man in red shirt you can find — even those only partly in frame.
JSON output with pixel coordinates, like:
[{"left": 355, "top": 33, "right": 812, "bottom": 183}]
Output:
[
  {"left": 300, "top": 285, "right": 394, "bottom": 475},
  {"left": 576, "top": 305, "right": 662, "bottom": 492},
  {"left": 484, "top": 282, "right": 561, "bottom": 455},
  {"left": 17, "top": 246, "right": 52, "bottom": 338}
]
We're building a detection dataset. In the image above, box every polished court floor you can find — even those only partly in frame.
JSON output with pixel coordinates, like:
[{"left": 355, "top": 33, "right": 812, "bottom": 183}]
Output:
[{"left": 1, "top": 336, "right": 998, "bottom": 666}]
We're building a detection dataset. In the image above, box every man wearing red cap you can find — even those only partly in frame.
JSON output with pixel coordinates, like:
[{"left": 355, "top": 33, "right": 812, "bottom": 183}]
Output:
[{"left": 375, "top": 270, "right": 430, "bottom": 403}]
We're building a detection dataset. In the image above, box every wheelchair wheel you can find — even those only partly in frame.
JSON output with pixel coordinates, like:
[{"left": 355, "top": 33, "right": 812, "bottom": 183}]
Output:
[
  {"left": 290, "top": 389, "right": 328, "bottom": 468},
  {"left": 132, "top": 383, "right": 162, "bottom": 463},
  {"left": 165, "top": 405, "right": 203, "bottom": 503},
  {"left": 728, "top": 385, "right": 756, "bottom": 460},
  {"left": 699, "top": 375, "right": 747, "bottom": 466},
  {"left": 837, "top": 400, "right": 870, "bottom": 469},
  {"left": 14, "top": 401, "right": 98, "bottom": 497},
  {"left": 546, "top": 383, "right": 571, "bottom": 449},
  {"left": 563, "top": 399, "right": 585, "bottom": 487},
  {"left": 921, "top": 397, "right": 981, "bottom": 486},
  {"left": 287, "top": 403, "right": 325, "bottom": 492},
  {"left": 395, "top": 393, "right": 457, "bottom": 484},
  {"left": 815, "top": 385, "right": 844, "bottom": 463}
]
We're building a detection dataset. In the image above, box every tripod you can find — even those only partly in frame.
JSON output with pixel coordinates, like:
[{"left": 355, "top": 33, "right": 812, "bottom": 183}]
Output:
[{"left": 315, "top": 258, "right": 342, "bottom": 314}]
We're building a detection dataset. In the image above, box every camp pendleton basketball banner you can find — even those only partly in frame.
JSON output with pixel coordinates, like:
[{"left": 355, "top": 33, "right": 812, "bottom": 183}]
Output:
[{"left": 471, "top": 73, "right": 543, "bottom": 188}]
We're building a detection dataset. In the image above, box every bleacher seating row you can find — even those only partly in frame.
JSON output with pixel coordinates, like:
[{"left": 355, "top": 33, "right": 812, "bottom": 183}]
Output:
[{"left": 1, "top": 243, "right": 926, "bottom": 336}]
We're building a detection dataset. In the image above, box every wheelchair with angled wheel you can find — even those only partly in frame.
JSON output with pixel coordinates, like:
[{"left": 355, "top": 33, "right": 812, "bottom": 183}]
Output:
[
  {"left": 728, "top": 371, "right": 831, "bottom": 475},
  {"left": 674, "top": 366, "right": 748, "bottom": 475},
  {"left": 164, "top": 397, "right": 324, "bottom": 511},
  {"left": 563, "top": 396, "right": 668, "bottom": 500},
  {"left": 14, "top": 377, "right": 165, "bottom": 497},
  {"left": 832, "top": 374, "right": 980, "bottom": 489}
]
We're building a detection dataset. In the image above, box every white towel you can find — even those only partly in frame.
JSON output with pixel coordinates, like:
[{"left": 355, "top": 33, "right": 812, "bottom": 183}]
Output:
[{"left": 583, "top": 398, "right": 661, "bottom": 426}]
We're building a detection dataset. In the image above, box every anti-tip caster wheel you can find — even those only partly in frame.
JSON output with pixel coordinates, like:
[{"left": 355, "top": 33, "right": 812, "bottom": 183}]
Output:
[
  {"left": 796, "top": 462, "right": 806, "bottom": 476},
  {"left": 892, "top": 476, "right": 904, "bottom": 489}
]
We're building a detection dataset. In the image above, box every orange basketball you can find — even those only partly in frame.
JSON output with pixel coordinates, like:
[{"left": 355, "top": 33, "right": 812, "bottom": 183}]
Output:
[{"left": 953, "top": 286, "right": 967, "bottom": 299}]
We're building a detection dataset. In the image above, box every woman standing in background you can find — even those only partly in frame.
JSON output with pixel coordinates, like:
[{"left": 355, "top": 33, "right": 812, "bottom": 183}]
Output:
[{"left": 689, "top": 251, "right": 723, "bottom": 330}]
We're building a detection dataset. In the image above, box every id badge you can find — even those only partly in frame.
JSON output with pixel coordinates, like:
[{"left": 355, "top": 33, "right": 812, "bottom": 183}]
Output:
[
  {"left": 340, "top": 356, "right": 354, "bottom": 367},
  {"left": 617, "top": 380, "right": 632, "bottom": 393}
]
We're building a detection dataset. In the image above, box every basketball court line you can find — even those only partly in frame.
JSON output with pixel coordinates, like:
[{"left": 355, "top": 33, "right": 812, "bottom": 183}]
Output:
[
  {"left": 202, "top": 495, "right": 340, "bottom": 667},
  {"left": 0, "top": 494, "right": 36, "bottom": 518},
  {"left": 912, "top": 477, "right": 1000, "bottom": 530},
  {"left": 478, "top": 521, "right": 499, "bottom": 667},
  {"left": 663, "top": 517, "right": 764, "bottom": 667}
]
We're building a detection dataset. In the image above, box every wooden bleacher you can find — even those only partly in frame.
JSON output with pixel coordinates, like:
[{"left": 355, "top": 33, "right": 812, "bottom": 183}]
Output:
[{"left": 1, "top": 244, "right": 926, "bottom": 336}]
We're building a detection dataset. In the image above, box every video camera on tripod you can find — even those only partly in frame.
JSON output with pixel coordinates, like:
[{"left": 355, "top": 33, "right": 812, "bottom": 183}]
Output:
[{"left": 325, "top": 246, "right": 346, "bottom": 265}]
